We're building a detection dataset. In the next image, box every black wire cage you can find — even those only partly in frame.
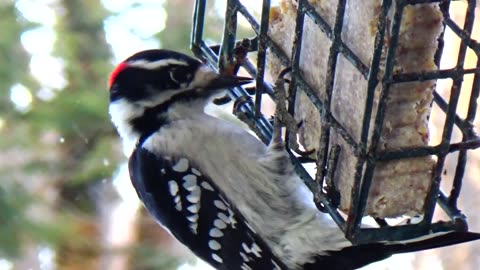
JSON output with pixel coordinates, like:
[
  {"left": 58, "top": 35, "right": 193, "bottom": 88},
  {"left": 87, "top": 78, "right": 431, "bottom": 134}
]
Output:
[{"left": 190, "top": 0, "right": 480, "bottom": 245}]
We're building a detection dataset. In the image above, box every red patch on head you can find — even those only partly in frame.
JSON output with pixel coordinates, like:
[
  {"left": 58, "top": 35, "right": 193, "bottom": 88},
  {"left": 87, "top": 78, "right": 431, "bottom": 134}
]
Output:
[{"left": 108, "top": 62, "right": 129, "bottom": 89}]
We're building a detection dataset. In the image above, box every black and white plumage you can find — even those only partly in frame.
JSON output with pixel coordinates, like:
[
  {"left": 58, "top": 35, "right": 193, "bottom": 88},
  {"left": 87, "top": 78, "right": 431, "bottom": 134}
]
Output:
[
  {"left": 130, "top": 148, "right": 286, "bottom": 270},
  {"left": 108, "top": 49, "right": 480, "bottom": 270}
]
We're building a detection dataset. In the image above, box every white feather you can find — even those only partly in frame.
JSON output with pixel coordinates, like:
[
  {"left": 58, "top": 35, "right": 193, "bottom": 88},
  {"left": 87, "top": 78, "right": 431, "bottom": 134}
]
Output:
[
  {"left": 109, "top": 99, "right": 143, "bottom": 156},
  {"left": 127, "top": 59, "right": 189, "bottom": 69},
  {"left": 141, "top": 102, "right": 350, "bottom": 269}
]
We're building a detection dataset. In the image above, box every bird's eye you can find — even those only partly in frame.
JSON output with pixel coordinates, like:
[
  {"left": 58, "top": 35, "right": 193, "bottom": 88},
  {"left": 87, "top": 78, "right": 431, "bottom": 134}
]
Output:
[{"left": 169, "top": 67, "right": 193, "bottom": 84}]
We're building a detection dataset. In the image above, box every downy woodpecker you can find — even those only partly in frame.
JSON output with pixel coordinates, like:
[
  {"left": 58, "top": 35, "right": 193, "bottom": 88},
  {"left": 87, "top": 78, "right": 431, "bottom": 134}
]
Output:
[{"left": 108, "top": 49, "right": 480, "bottom": 270}]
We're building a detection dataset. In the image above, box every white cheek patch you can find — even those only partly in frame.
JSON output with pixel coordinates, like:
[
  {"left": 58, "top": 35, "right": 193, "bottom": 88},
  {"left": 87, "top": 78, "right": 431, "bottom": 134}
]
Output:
[
  {"left": 136, "top": 88, "right": 178, "bottom": 108},
  {"left": 109, "top": 99, "right": 144, "bottom": 147}
]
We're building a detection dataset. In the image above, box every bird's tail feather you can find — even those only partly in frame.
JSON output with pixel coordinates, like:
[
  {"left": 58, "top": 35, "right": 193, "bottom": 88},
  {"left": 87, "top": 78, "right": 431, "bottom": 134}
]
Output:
[
  {"left": 302, "top": 231, "right": 480, "bottom": 270},
  {"left": 386, "top": 231, "right": 480, "bottom": 254}
]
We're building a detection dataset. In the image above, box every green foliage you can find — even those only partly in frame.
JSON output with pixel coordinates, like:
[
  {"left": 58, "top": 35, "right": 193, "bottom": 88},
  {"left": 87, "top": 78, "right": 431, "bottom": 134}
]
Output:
[
  {"left": 0, "top": 0, "right": 120, "bottom": 264},
  {"left": 55, "top": 0, "right": 111, "bottom": 83},
  {"left": 0, "top": 3, "right": 37, "bottom": 115},
  {"left": 0, "top": 185, "right": 74, "bottom": 259},
  {"left": 0, "top": 185, "right": 30, "bottom": 258},
  {"left": 0, "top": 0, "right": 231, "bottom": 268},
  {"left": 156, "top": 0, "right": 193, "bottom": 54},
  {"left": 70, "top": 137, "right": 120, "bottom": 185},
  {"left": 26, "top": 89, "right": 112, "bottom": 138}
]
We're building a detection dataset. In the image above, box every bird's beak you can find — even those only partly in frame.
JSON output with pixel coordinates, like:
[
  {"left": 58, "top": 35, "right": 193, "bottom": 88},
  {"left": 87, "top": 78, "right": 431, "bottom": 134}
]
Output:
[
  {"left": 205, "top": 74, "right": 252, "bottom": 90},
  {"left": 190, "top": 65, "right": 252, "bottom": 91}
]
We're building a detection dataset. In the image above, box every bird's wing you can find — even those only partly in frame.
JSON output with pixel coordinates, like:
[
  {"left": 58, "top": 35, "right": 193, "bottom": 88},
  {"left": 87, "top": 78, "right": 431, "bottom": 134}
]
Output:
[{"left": 129, "top": 145, "right": 287, "bottom": 270}]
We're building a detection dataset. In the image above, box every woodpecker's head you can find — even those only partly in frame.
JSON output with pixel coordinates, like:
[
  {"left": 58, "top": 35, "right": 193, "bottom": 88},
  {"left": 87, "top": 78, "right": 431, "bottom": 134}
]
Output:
[{"left": 108, "top": 49, "right": 250, "bottom": 147}]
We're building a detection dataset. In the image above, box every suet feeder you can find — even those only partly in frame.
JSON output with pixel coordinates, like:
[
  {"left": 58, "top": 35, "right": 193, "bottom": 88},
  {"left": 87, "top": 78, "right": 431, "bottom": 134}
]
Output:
[{"left": 190, "top": 0, "right": 480, "bottom": 245}]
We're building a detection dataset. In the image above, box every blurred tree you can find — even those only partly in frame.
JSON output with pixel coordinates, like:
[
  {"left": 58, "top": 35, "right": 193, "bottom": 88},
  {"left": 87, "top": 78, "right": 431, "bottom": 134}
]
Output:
[
  {"left": 0, "top": 0, "right": 120, "bottom": 267},
  {"left": 50, "top": 1, "right": 112, "bottom": 268},
  {"left": 0, "top": 0, "right": 245, "bottom": 269},
  {"left": 6, "top": 1, "right": 474, "bottom": 270},
  {"left": 157, "top": 0, "right": 193, "bottom": 54},
  {"left": 0, "top": 2, "right": 36, "bottom": 115},
  {"left": 0, "top": 1, "right": 44, "bottom": 259},
  {"left": 0, "top": 0, "right": 210, "bottom": 268}
]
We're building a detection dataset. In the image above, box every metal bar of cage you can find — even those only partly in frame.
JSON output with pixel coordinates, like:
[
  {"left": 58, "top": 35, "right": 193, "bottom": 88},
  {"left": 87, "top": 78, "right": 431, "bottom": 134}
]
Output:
[
  {"left": 253, "top": 0, "right": 270, "bottom": 118},
  {"left": 191, "top": 0, "right": 480, "bottom": 244},
  {"left": 312, "top": 0, "right": 347, "bottom": 224},
  {"left": 346, "top": 0, "right": 396, "bottom": 239}
]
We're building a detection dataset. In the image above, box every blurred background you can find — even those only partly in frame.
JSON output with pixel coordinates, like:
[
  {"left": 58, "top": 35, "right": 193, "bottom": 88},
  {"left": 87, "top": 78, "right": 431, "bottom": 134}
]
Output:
[{"left": 0, "top": 0, "right": 479, "bottom": 269}]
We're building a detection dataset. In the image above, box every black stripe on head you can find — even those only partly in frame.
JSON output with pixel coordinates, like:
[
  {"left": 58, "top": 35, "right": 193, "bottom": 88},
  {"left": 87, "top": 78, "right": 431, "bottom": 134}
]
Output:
[
  {"left": 131, "top": 107, "right": 169, "bottom": 146},
  {"left": 130, "top": 88, "right": 213, "bottom": 144},
  {"left": 110, "top": 50, "right": 203, "bottom": 102},
  {"left": 110, "top": 65, "right": 201, "bottom": 102}
]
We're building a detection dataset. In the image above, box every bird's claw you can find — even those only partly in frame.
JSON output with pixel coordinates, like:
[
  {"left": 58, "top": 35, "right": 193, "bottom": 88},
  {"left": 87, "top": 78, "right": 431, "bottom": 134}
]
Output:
[{"left": 272, "top": 68, "right": 316, "bottom": 158}]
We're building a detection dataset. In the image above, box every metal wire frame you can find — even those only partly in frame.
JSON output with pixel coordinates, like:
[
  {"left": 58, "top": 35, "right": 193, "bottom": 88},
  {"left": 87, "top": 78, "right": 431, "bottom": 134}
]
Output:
[{"left": 191, "top": 0, "right": 480, "bottom": 244}]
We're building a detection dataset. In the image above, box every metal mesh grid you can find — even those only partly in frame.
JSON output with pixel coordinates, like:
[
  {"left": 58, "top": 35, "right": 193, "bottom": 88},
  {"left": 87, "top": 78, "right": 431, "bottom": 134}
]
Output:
[{"left": 191, "top": 0, "right": 480, "bottom": 244}]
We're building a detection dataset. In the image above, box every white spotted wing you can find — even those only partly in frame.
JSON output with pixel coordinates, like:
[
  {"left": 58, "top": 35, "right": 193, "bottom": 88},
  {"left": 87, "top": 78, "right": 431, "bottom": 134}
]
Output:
[{"left": 129, "top": 146, "right": 287, "bottom": 270}]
